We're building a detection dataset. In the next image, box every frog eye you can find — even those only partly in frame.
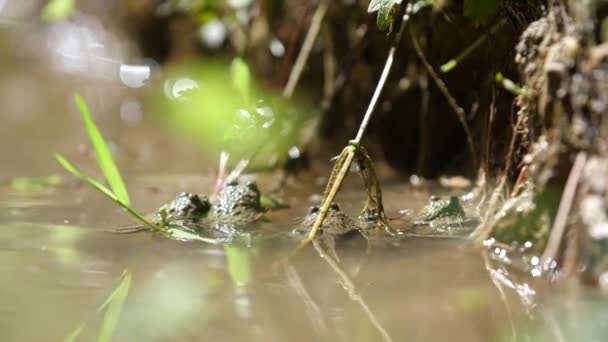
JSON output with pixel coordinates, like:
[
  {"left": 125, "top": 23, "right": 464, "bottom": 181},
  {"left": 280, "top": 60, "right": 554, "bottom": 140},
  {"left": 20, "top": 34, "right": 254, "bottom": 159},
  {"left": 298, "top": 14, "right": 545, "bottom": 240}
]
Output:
[
  {"left": 307, "top": 206, "right": 320, "bottom": 215},
  {"left": 329, "top": 202, "right": 340, "bottom": 211},
  {"left": 245, "top": 181, "right": 260, "bottom": 194},
  {"left": 429, "top": 196, "right": 440, "bottom": 202}
]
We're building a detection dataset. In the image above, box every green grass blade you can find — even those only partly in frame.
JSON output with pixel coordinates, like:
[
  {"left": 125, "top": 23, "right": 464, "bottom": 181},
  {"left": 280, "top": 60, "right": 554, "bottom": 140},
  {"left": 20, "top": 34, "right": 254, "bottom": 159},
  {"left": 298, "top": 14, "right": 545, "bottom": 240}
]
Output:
[
  {"left": 224, "top": 246, "right": 251, "bottom": 287},
  {"left": 63, "top": 322, "right": 87, "bottom": 342},
  {"left": 56, "top": 154, "right": 117, "bottom": 200},
  {"left": 97, "top": 270, "right": 131, "bottom": 342},
  {"left": 74, "top": 94, "right": 131, "bottom": 206},
  {"left": 55, "top": 154, "right": 169, "bottom": 236}
]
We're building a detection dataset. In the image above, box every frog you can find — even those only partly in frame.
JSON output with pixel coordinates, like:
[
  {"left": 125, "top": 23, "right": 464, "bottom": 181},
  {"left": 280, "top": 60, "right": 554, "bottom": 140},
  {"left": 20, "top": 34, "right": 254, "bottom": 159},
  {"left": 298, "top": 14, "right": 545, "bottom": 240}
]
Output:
[
  {"left": 296, "top": 203, "right": 384, "bottom": 261},
  {"left": 156, "top": 192, "right": 211, "bottom": 224},
  {"left": 204, "top": 179, "right": 264, "bottom": 236},
  {"left": 152, "top": 179, "right": 264, "bottom": 240},
  {"left": 409, "top": 195, "right": 479, "bottom": 237}
]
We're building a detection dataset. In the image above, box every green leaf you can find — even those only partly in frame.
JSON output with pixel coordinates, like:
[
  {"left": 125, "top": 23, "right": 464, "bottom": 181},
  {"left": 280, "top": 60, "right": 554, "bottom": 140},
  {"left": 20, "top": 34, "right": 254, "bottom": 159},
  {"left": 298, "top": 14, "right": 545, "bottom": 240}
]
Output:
[
  {"left": 55, "top": 154, "right": 117, "bottom": 200},
  {"left": 224, "top": 246, "right": 251, "bottom": 287},
  {"left": 368, "top": 0, "right": 397, "bottom": 31},
  {"left": 74, "top": 94, "right": 130, "bottom": 206},
  {"left": 463, "top": 0, "right": 500, "bottom": 26},
  {"left": 260, "top": 195, "right": 289, "bottom": 211},
  {"left": 168, "top": 228, "right": 223, "bottom": 244},
  {"left": 63, "top": 322, "right": 87, "bottom": 342},
  {"left": 10, "top": 174, "right": 63, "bottom": 193},
  {"left": 97, "top": 270, "right": 131, "bottom": 342},
  {"left": 55, "top": 154, "right": 169, "bottom": 235},
  {"left": 230, "top": 57, "right": 251, "bottom": 104},
  {"left": 63, "top": 270, "right": 131, "bottom": 342},
  {"left": 41, "top": 0, "right": 75, "bottom": 23}
]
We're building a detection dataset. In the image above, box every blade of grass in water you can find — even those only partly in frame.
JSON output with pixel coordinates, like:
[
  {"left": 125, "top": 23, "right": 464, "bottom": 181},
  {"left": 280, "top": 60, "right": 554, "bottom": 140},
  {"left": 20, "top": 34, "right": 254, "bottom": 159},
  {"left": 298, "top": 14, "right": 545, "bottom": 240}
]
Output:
[
  {"left": 63, "top": 322, "right": 87, "bottom": 342},
  {"left": 224, "top": 246, "right": 251, "bottom": 287},
  {"left": 74, "top": 94, "right": 131, "bottom": 206},
  {"left": 97, "top": 270, "right": 131, "bottom": 342},
  {"left": 55, "top": 154, "right": 169, "bottom": 235},
  {"left": 63, "top": 270, "right": 132, "bottom": 342}
]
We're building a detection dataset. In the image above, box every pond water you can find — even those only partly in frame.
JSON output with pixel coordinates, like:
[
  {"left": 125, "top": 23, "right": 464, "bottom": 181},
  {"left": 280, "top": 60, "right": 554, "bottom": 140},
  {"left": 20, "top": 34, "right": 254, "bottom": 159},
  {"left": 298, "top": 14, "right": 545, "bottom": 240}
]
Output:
[{"left": 1, "top": 165, "right": 534, "bottom": 342}]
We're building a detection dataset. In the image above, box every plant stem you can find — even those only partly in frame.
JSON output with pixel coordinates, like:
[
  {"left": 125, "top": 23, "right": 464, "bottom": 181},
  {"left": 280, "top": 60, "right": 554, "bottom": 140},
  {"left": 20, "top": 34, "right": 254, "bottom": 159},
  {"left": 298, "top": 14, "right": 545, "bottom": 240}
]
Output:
[
  {"left": 354, "top": 2, "right": 408, "bottom": 144},
  {"left": 541, "top": 152, "right": 587, "bottom": 265},
  {"left": 302, "top": 146, "right": 356, "bottom": 244},
  {"left": 301, "top": 2, "right": 409, "bottom": 245},
  {"left": 282, "top": 0, "right": 330, "bottom": 98},
  {"left": 440, "top": 18, "right": 508, "bottom": 73},
  {"left": 409, "top": 24, "right": 478, "bottom": 170}
]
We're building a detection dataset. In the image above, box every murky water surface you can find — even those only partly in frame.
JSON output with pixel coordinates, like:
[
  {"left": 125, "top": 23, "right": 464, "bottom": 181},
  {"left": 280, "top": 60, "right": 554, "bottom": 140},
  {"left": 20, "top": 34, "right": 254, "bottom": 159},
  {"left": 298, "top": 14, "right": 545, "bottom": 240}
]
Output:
[{"left": 1, "top": 168, "right": 530, "bottom": 342}]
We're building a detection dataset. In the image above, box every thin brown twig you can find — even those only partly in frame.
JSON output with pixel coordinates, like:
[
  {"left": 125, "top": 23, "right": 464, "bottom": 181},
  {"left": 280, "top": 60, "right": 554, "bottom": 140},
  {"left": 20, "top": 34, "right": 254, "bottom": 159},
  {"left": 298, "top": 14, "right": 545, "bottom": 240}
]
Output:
[
  {"left": 472, "top": 111, "right": 525, "bottom": 244},
  {"left": 282, "top": 0, "right": 330, "bottom": 98},
  {"left": 541, "top": 152, "right": 587, "bottom": 265},
  {"left": 408, "top": 25, "right": 478, "bottom": 170}
]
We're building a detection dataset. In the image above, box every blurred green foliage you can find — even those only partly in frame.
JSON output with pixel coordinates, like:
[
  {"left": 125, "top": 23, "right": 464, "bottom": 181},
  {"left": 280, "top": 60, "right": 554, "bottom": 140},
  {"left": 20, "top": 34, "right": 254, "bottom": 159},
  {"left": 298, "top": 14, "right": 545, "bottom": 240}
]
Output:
[
  {"left": 463, "top": 0, "right": 500, "bottom": 25},
  {"left": 10, "top": 175, "right": 62, "bottom": 193},
  {"left": 152, "top": 58, "right": 315, "bottom": 171},
  {"left": 41, "top": 0, "right": 75, "bottom": 23}
]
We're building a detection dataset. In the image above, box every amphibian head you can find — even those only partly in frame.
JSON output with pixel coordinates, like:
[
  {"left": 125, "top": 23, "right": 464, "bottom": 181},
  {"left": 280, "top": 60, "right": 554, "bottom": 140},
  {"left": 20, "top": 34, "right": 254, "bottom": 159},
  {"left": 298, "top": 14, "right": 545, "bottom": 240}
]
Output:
[
  {"left": 301, "top": 202, "right": 361, "bottom": 236},
  {"left": 157, "top": 192, "right": 211, "bottom": 222},
  {"left": 415, "top": 196, "right": 465, "bottom": 223},
  {"left": 211, "top": 180, "right": 262, "bottom": 218}
]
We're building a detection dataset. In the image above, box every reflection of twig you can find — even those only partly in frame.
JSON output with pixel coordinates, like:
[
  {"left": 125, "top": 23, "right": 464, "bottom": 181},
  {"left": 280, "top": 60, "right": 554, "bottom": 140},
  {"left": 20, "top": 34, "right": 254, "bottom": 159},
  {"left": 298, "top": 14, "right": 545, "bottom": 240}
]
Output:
[
  {"left": 482, "top": 251, "right": 518, "bottom": 341},
  {"left": 540, "top": 307, "right": 567, "bottom": 342},
  {"left": 282, "top": 0, "right": 330, "bottom": 98},
  {"left": 409, "top": 25, "right": 477, "bottom": 170},
  {"left": 541, "top": 152, "right": 587, "bottom": 264},
  {"left": 313, "top": 241, "right": 393, "bottom": 342},
  {"left": 285, "top": 264, "right": 329, "bottom": 336}
]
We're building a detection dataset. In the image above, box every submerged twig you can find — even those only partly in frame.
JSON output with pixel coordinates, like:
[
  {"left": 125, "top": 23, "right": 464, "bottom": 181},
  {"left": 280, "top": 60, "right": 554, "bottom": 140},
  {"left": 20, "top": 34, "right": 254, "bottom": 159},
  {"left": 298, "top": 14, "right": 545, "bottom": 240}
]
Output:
[
  {"left": 282, "top": 0, "right": 330, "bottom": 98},
  {"left": 541, "top": 152, "right": 587, "bottom": 265},
  {"left": 409, "top": 24, "right": 478, "bottom": 170}
]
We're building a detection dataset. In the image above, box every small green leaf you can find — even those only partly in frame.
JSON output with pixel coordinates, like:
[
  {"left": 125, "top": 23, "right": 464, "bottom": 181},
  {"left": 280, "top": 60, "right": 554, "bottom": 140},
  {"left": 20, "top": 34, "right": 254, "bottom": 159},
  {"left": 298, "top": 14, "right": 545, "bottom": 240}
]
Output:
[
  {"left": 97, "top": 270, "right": 131, "bottom": 342},
  {"left": 230, "top": 58, "right": 251, "bottom": 103},
  {"left": 260, "top": 195, "right": 289, "bottom": 211},
  {"left": 10, "top": 174, "right": 63, "bottom": 193},
  {"left": 463, "top": 0, "right": 500, "bottom": 26},
  {"left": 224, "top": 246, "right": 251, "bottom": 287},
  {"left": 367, "top": 0, "right": 385, "bottom": 13},
  {"left": 42, "top": 0, "right": 75, "bottom": 23},
  {"left": 368, "top": 0, "right": 397, "bottom": 31},
  {"left": 74, "top": 94, "right": 130, "bottom": 206},
  {"left": 168, "top": 228, "right": 223, "bottom": 244}
]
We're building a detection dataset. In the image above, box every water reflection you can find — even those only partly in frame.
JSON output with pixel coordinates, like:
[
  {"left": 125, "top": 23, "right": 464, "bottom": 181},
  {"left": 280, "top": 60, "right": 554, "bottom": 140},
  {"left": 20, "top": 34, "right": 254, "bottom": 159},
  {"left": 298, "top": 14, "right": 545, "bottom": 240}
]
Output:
[
  {"left": 119, "top": 64, "right": 151, "bottom": 88},
  {"left": 0, "top": 182, "right": 535, "bottom": 341}
]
